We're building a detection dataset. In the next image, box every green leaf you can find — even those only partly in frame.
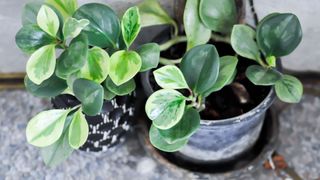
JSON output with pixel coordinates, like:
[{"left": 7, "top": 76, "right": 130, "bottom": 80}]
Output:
[
  {"left": 257, "top": 13, "right": 302, "bottom": 57},
  {"left": 108, "top": 50, "right": 142, "bottom": 86},
  {"left": 121, "top": 6, "right": 141, "bottom": 48},
  {"left": 204, "top": 56, "right": 238, "bottom": 95},
  {"left": 46, "top": 0, "right": 78, "bottom": 20},
  {"left": 138, "top": 0, "right": 176, "bottom": 28},
  {"left": 145, "top": 89, "right": 186, "bottom": 130},
  {"left": 199, "top": 0, "right": 237, "bottom": 34},
  {"left": 246, "top": 65, "right": 282, "bottom": 86},
  {"left": 180, "top": 44, "right": 220, "bottom": 95},
  {"left": 153, "top": 65, "right": 189, "bottom": 90},
  {"left": 26, "top": 109, "right": 71, "bottom": 147},
  {"left": 149, "top": 124, "right": 188, "bottom": 152},
  {"left": 73, "top": 3, "right": 120, "bottom": 48},
  {"left": 73, "top": 79, "right": 104, "bottom": 116},
  {"left": 68, "top": 109, "right": 89, "bottom": 149},
  {"left": 24, "top": 74, "right": 67, "bottom": 98},
  {"left": 26, "top": 44, "right": 56, "bottom": 85},
  {"left": 63, "top": 18, "right": 90, "bottom": 39},
  {"left": 15, "top": 25, "right": 56, "bottom": 54},
  {"left": 56, "top": 33, "right": 88, "bottom": 79},
  {"left": 77, "top": 47, "right": 110, "bottom": 83},
  {"left": 184, "top": 0, "right": 211, "bottom": 50},
  {"left": 103, "top": 85, "right": 116, "bottom": 100},
  {"left": 22, "top": 1, "right": 43, "bottom": 26},
  {"left": 40, "top": 115, "right": 74, "bottom": 167},
  {"left": 231, "top": 25, "right": 260, "bottom": 61},
  {"left": 37, "top": 5, "right": 60, "bottom": 37},
  {"left": 158, "top": 107, "right": 200, "bottom": 144},
  {"left": 266, "top": 56, "right": 276, "bottom": 67},
  {"left": 137, "top": 43, "right": 160, "bottom": 72},
  {"left": 275, "top": 75, "right": 303, "bottom": 103},
  {"left": 104, "top": 77, "right": 135, "bottom": 96}
]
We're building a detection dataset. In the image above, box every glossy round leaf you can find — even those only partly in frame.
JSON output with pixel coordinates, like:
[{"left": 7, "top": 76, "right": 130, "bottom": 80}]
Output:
[
  {"left": 15, "top": 25, "right": 55, "bottom": 54},
  {"left": 37, "top": 5, "right": 60, "bottom": 37},
  {"left": 257, "top": 13, "right": 302, "bottom": 57},
  {"left": 103, "top": 85, "right": 116, "bottom": 101},
  {"left": 108, "top": 50, "right": 142, "bottom": 86},
  {"left": 68, "top": 109, "right": 89, "bottom": 149},
  {"left": 199, "top": 0, "right": 237, "bottom": 34},
  {"left": 26, "top": 44, "right": 56, "bottom": 85},
  {"left": 180, "top": 44, "right": 220, "bottom": 95},
  {"left": 46, "top": 0, "right": 78, "bottom": 20},
  {"left": 24, "top": 75, "right": 67, "bottom": 98},
  {"left": 153, "top": 65, "right": 189, "bottom": 90},
  {"left": 204, "top": 56, "right": 238, "bottom": 95},
  {"left": 63, "top": 18, "right": 90, "bottom": 39},
  {"left": 275, "top": 75, "right": 303, "bottom": 103},
  {"left": 78, "top": 46, "right": 110, "bottom": 83},
  {"left": 121, "top": 6, "right": 141, "bottom": 47},
  {"left": 26, "top": 109, "right": 71, "bottom": 147},
  {"left": 22, "top": 1, "right": 42, "bottom": 26},
  {"left": 40, "top": 116, "right": 74, "bottom": 167},
  {"left": 56, "top": 33, "right": 88, "bottom": 79},
  {"left": 246, "top": 65, "right": 282, "bottom": 86},
  {"left": 149, "top": 124, "right": 188, "bottom": 152},
  {"left": 73, "top": 3, "right": 120, "bottom": 48},
  {"left": 73, "top": 78, "right": 104, "bottom": 116},
  {"left": 145, "top": 89, "right": 186, "bottom": 130},
  {"left": 184, "top": 0, "right": 211, "bottom": 49},
  {"left": 158, "top": 107, "right": 200, "bottom": 144},
  {"left": 137, "top": 43, "right": 160, "bottom": 72},
  {"left": 104, "top": 77, "right": 135, "bottom": 96},
  {"left": 231, "top": 25, "right": 260, "bottom": 61}
]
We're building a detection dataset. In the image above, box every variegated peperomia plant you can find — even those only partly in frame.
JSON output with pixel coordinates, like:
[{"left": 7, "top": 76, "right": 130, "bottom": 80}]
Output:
[
  {"left": 140, "top": 0, "right": 303, "bottom": 152},
  {"left": 15, "top": 0, "right": 159, "bottom": 166}
]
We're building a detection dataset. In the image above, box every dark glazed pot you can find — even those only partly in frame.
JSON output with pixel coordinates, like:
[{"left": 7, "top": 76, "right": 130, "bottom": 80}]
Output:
[
  {"left": 52, "top": 93, "right": 136, "bottom": 152},
  {"left": 141, "top": 70, "right": 275, "bottom": 162}
]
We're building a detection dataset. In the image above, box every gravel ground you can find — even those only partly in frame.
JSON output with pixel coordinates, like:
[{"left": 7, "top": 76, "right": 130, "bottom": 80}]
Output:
[{"left": 0, "top": 90, "right": 319, "bottom": 180}]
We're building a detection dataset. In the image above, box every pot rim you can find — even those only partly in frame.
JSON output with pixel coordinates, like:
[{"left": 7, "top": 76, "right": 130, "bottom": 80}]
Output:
[
  {"left": 200, "top": 87, "right": 275, "bottom": 126},
  {"left": 140, "top": 70, "right": 276, "bottom": 126}
]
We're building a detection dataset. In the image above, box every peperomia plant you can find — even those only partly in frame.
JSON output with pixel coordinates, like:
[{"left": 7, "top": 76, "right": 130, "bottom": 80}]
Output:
[
  {"left": 231, "top": 13, "right": 303, "bottom": 103},
  {"left": 146, "top": 44, "right": 238, "bottom": 152},
  {"left": 16, "top": 0, "right": 159, "bottom": 166},
  {"left": 141, "top": 0, "right": 303, "bottom": 152}
]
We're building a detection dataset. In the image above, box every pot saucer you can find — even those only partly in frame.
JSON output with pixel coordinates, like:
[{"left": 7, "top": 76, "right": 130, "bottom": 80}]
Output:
[{"left": 137, "top": 108, "right": 279, "bottom": 175}]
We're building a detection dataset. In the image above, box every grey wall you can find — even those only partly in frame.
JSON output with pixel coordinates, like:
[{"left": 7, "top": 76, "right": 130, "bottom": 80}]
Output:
[{"left": 0, "top": 0, "right": 318, "bottom": 73}]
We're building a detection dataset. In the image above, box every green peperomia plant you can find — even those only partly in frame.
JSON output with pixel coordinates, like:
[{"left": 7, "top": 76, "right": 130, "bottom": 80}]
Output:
[
  {"left": 141, "top": 0, "right": 303, "bottom": 152},
  {"left": 231, "top": 13, "right": 303, "bottom": 103},
  {"left": 16, "top": 0, "right": 159, "bottom": 166},
  {"left": 146, "top": 44, "right": 238, "bottom": 152}
]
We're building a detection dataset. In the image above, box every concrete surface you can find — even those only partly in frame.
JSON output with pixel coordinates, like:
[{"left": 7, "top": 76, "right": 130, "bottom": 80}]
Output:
[
  {"left": 0, "top": 0, "right": 319, "bottom": 73},
  {"left": 0, "top": 90, "right": 319, "bottom": 180}
]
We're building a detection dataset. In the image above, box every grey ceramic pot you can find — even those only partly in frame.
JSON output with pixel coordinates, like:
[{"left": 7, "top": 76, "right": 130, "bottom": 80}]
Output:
[{"left": 140, "top": 70, "right": 276, "bottom": 163}]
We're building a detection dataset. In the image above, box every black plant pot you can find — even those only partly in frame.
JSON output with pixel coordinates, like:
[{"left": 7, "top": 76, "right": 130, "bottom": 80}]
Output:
[{"left": 52, "top": 93, "right": 136, "bottom": 152}]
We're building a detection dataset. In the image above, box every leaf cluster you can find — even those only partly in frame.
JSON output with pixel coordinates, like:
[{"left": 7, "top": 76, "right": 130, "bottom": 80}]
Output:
[{"left": 16, "top": 0, "right": 160, "bottom": 166}]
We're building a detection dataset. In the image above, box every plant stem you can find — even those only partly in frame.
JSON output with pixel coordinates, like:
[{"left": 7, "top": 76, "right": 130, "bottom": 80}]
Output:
[
  {"left": 159, "top": 36, "right": 187, "bottom": 51},
  {"left": 159, "top": 57, "right": 182, "bottom": 65},
  {"left": 71, "top": 105, "right": 81, "bottom": 111},
  {"left": 258, "top": 58, "right": 269, "bottom": 68},
  {"left": 211, "top": 34, "right": 231, "bottom": 44},
  {"left": 172, "top": 22, "right": 179, "bottom": 37}
]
